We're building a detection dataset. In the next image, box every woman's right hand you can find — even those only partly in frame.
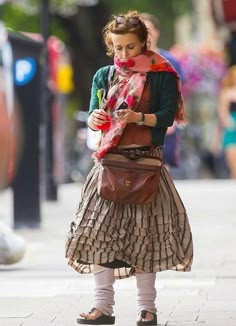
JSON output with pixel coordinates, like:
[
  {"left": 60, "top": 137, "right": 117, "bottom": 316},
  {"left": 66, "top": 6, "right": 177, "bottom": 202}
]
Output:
[{"left": 88, "top": 109, "right": 111, "bottom": 130}]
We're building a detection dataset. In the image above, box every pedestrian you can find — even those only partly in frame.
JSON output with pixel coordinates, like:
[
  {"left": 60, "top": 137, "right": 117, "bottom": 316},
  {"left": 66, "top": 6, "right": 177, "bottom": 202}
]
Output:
[
  {"left": 141, "top": 12, "right": 185, "bottom": 169},
  {"left": 218, "top": 65, "right": 236, "bottom": 179},
  {"left": 65, "top": 10, "right": 193, "bottom": 326}
]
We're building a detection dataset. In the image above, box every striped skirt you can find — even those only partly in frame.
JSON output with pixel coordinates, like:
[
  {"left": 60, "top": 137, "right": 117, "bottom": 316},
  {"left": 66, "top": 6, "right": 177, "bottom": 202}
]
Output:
[{"left": 65, "top": 147, "right": 193, "bottom": 278}]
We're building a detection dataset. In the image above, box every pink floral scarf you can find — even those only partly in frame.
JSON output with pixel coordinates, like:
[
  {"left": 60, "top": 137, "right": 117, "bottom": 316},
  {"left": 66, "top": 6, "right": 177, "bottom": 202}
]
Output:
[{"left": 92, "top": 50, "right": 186, "bottom": 159}]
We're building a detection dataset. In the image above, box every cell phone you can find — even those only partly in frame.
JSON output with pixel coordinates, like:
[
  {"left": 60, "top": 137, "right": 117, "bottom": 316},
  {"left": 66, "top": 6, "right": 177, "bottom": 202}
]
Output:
[{"left": 117, "top": 102, "right": 128, "bottom": 110}]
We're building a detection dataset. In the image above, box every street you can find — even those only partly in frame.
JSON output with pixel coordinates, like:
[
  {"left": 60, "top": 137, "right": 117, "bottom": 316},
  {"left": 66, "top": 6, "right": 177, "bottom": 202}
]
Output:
[{"left": 0, "top": 180, "right": 236, "bottom": 326}]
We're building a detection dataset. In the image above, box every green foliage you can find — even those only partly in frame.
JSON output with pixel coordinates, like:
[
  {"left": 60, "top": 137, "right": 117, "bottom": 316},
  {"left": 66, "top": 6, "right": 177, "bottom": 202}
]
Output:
[
  {"left": 2, "top": 0, "right": 191, "bottom": 47},
  {"left": 101, "top": 0, "right": 190, "bottom": 17},
  {"left": 2, "top": 3, "right": 68, "bottom": 41},
  {"left": 2, "top": 4, "right": 39, "bottom": 33}
]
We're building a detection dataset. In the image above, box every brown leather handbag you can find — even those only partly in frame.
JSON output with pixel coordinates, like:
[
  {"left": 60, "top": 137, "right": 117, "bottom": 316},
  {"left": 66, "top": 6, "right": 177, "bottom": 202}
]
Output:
[{"left": 97, "top": 152, "right": 162, "bottom": 205}]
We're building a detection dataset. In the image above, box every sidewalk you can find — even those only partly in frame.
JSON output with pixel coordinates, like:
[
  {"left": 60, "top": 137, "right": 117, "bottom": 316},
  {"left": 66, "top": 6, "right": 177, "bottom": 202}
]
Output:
[{"left": 0, "top": 180, "right": 236, "bottom": 326}]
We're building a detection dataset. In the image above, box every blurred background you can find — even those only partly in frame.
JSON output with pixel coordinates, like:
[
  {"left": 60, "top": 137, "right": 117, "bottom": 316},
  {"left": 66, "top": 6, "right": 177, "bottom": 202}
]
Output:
[{"left": 0, "top": 0, "right": 236, "bottom": 230}]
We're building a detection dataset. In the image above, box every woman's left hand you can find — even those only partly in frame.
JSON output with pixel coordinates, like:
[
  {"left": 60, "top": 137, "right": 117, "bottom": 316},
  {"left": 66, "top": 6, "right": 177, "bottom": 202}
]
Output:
[{"left": 116, "top": 109, "right": 139, "bottom": 124}]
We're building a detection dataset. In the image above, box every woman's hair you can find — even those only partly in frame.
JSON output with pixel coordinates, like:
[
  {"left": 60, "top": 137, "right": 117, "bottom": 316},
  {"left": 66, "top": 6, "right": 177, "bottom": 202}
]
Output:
[
  {"left": 221, "top": 65, "right": 236, "bottom": 89},
  {"left": 103, "top": 10, "right": 148, "bottom": 57}
]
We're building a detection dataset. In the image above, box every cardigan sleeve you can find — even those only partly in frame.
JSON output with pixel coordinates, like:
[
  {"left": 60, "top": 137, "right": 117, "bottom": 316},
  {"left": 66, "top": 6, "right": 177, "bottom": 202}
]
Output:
[
  {"left": 88, "top": 66, "right": 111, "bottom": 115},
  {"left": 151, "top": 72, "right": 179, "bottom": 128}
]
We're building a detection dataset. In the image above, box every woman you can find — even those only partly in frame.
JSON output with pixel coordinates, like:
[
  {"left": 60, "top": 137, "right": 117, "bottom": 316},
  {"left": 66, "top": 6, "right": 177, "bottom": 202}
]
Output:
[
  {"left": 65, "top": 11, "right": 193, "bottom": 326},
  {"left": 218, "top": 65, "right": 236, "bottom": 179}
]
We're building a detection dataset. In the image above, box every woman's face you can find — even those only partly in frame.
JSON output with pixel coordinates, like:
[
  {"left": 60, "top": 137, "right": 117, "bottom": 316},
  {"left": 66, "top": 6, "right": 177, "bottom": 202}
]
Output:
[{"left": 111, "top": 33, "right": 145, "bottom": 60}]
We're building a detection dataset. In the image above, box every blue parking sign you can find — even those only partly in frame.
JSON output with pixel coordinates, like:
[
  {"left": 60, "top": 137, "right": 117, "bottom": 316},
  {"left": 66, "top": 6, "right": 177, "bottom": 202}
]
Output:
[{"left": 14, "top": 57, "right": 37, "bottom": 86}]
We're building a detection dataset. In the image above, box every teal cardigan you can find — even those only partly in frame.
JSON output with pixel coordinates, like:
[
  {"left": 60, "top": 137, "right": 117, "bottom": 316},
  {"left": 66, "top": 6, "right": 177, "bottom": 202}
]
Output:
[{"left": 88, "top": 65, "right": 179, "bottom": 146}]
